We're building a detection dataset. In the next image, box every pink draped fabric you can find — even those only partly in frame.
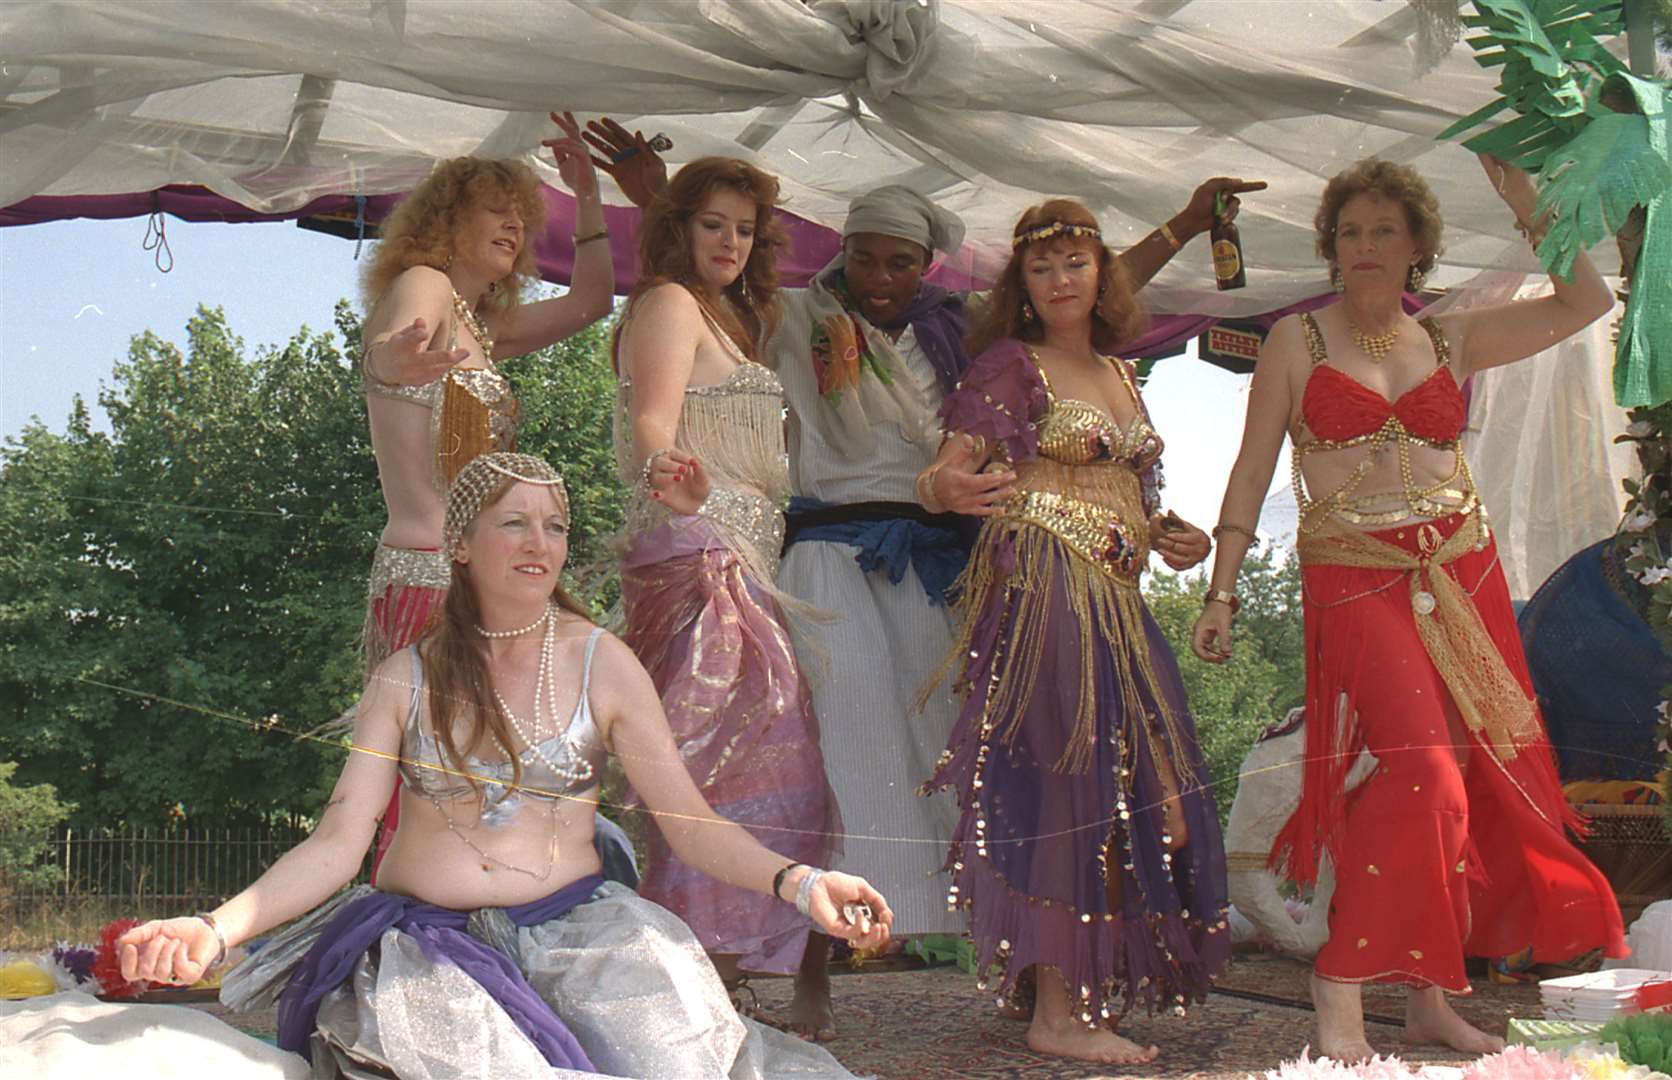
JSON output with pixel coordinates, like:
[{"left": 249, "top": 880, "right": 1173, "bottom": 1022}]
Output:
[{"left": 619, "top": 515, "right": 839, "bottom": 975}]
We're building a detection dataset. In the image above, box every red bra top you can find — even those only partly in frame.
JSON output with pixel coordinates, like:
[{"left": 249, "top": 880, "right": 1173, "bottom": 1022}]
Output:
[{"left": 1297, "top": 313, "right": 1465, "bottom": 443}]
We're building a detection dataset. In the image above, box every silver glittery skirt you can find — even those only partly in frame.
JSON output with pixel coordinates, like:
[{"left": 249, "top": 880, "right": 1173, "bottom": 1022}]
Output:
[{"left": 220, "top": 882, "right": 859, "bottom": 1079}]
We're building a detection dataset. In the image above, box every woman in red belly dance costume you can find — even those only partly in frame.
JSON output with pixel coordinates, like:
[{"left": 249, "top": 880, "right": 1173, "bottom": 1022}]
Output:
[{"left": 1193, "top": 154, "right": 1625, "bottom": 1062}]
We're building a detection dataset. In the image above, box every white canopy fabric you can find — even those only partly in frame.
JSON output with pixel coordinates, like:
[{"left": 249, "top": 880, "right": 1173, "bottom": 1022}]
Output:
[
  {"left": 0, "top": 0, "right": 1627, "bottom": 317},
  {"left": 0, "top": 0, "right": 1639, "bottom": 590}
]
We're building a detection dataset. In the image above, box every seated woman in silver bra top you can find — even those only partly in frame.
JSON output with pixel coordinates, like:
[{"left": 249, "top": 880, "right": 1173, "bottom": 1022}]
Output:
[
  {"left": 117, "top": 453, "right": 896, "bottom": 1080},
  {"left": 397, "top": 628, "right": 607, "bottom": 821}
]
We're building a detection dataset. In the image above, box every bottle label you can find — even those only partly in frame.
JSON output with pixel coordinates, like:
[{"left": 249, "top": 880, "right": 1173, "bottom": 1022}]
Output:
[{"left": 1213, "top": 239, "right": 1242, "bottom": 282}]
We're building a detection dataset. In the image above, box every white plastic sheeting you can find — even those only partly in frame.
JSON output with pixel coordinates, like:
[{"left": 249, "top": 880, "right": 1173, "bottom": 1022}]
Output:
[{"left": 0, "top": 0, "right": 1625, "bottom": 315}]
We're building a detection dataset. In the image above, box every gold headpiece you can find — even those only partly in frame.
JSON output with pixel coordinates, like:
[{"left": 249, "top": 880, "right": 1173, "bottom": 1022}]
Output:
[
  {"left": 1011, "top": 221, "right": 1102, "bottom": 249},
  {"left": 444, "top": 452, "right": 570, "bottom": 558}
]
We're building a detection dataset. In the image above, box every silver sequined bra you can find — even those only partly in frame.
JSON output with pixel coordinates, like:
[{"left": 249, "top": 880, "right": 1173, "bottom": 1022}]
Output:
[
  {"left": 397, "top": 631, "right": 606, "bottom": 819},
  {"left": 615, "top": 358, "right": 791, "bottom": 570}
]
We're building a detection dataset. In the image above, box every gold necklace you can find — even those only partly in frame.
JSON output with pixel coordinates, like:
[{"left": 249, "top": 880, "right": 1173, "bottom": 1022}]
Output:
[
  {"left": 451, "top": 289, "right": 496, "bottom": 360},
  {"left": 1347, "top": 318, "right": 1400, "bottom": 363}
]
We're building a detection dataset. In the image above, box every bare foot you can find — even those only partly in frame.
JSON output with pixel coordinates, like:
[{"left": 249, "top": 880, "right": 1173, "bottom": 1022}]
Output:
[
  {"left": 1310, "top": 972, "right": 1374, "bottom": 1063},
  {"left": 786, "top": 966, "right": 836, "bottom": 1042},
  {"left": 1404, "top": 986, "right": 1504, "bottom": 1055},
  {"left": 1026, "top": 1018, "right": 1160, "bottom": 1065}
]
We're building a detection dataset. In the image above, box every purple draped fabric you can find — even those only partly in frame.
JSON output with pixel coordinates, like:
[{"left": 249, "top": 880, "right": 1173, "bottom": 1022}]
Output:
[
  {"left": 4, "top": 185, "right": 1428, "bottom": 360},
  {"left": 0, "top": 184, "right": 978, "bottom": 295},
  {"left": 275, "top": 874, "right": 604, "bottom": 1071}
]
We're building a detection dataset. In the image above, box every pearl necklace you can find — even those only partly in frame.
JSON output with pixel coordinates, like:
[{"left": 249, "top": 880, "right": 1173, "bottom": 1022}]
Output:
[
  {"left": 475, "top": 606, "right": 550, "bottom": 639},
  {"left": 491, "top": 610, "right": 595, "bottom": 793},
  {"left": 1348, "top": 318, "right": 1400, "bottom": 363},
  {"left": 451, "top": 289, "right": 497, "bottom": 360}
]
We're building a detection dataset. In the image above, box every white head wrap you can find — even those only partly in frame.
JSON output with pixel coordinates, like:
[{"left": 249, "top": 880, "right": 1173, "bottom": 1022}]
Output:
[{"left": 841, "top": 185, "right": 965, "bottom": 257}]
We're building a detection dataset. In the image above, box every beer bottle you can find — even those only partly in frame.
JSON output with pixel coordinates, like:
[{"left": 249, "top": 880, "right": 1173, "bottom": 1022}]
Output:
[{"left": 1211, "top": 191, "right": 1246, "bottom": 290}]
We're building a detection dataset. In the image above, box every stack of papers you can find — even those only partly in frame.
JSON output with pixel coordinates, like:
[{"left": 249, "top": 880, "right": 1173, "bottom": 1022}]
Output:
[{"left": 1540, "top": 969, "right": 1672, "bottom": 1022}]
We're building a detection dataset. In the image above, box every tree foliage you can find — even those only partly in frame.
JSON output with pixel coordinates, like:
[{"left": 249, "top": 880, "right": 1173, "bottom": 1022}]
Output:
[
  {"left": 1142, "top": 544, "right": 1304, "bottom": 825},
  {"left": 0, "top": 761, "right": 72, "bottom": 893},
  {"left": 0, "top": 300, "right": 625, "bottom": 830}
]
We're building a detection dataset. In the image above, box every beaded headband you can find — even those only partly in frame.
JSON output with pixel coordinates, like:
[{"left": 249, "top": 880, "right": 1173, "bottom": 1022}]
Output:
[
  {"left": 444, "top": 452, "right": 570, "bottom": 558},
  {"left": 1011, "top": 220, "right": 1102, "bottom": 249}
]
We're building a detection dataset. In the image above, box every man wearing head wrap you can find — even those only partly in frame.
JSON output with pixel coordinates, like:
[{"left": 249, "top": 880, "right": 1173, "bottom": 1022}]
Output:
[{"left": 587, "top": 123, "right": 1260, "bottom": 1038}]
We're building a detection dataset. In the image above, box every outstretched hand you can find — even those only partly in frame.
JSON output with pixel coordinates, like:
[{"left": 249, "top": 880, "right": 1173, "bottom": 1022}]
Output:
[
  {"left": 804, "top": 870, "right": 893, "bottom": 952},
  {"left": 544, "top": 111, "right": 599, "bottom": 200},
  {"left": 1176, "top": 177, "right": 1268, "bottom": 238},
  {"left": 583, "top": 117, "right": 669, "bottom": 209},
  {"left": 369, "top": 317, "right": 469, "bottom": 385},
  {"left": 117, "top": 917, "right": 219, "bottom": 986}
]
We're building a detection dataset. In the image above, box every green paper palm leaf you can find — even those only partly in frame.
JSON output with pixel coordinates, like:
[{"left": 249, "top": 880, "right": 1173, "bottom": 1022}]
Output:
[
  {"left": 1439, "top": 0, "right": 1625, "bottom": 171},
  {"left": 1616, "top": 191, "right": 1672, "bottom": 408},
  {"left": 1534, "top": 111, "right": 1672, "bottom": 279}
]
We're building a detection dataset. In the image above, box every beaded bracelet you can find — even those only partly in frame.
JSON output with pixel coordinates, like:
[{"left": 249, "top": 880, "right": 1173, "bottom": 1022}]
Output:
[
  {"left": 1211, "top": 522, "right": 1257, "bottom": 543},
  {"left": 794, "top": 867, "right": 825, "bottom": 918},
  {"left": 638, "top": 448, "right": 674, "bottom": 493}
]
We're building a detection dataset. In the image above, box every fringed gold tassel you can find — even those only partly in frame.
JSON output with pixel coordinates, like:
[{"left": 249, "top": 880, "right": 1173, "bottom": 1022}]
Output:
[
  {"left": 925, "top": 522, "right": 1185, "bottom": 776},
  {"left": 437, "top": 378, "right": 499, "bottom": 489}
]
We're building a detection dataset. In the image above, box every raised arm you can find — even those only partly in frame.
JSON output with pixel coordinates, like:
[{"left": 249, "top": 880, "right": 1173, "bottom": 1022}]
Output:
[
  {"left": 1435, "top": 154, "right": 1615, "bottom": 376},
  {"left": 583, "top": 116, "right": 669, "bottom": 210},
  {"left": 118, "top": 660, "right": 406, "bottom": 984},
  {"left": 593, "top": 635, "right": 892, "bottom": 947},
  {"left": 1116, "top": 177, "right": 1268, "bottom": 290},
  {"left": 1191, "top": 315, "right": 1301, "bottom": 663},
  {"left": 492, "top": 112, "right": 615, "bottom": 359},
  {"left": 362, "top": 266, "right": 467, "bottom": 386}
]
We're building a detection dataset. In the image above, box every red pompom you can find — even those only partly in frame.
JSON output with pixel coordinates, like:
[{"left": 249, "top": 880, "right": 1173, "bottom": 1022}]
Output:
[{"left": 92, "top": 917, "right": 150, "bottom": 999}]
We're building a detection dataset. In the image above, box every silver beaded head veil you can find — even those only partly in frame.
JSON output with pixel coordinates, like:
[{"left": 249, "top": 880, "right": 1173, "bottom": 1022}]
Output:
[{"left": 443, "top": 452, "right": 569, "bottom": 557}]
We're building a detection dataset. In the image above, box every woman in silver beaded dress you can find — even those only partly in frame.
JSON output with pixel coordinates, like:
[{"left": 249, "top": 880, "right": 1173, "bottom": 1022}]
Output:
[
  {"left": 113, "top": 453, "right": 890, "bottom": 1080},
  {"left": 356, "top": 113, "right": 616, "bottom": 880},
  {"left": 612, "top": 157, "right": 841, "bottom": 1026}
]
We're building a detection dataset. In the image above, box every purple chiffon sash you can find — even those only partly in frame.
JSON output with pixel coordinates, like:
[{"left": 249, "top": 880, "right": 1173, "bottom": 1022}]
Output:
[{"left": 275, "top": 874, "right": 604, "bottom": 1071}]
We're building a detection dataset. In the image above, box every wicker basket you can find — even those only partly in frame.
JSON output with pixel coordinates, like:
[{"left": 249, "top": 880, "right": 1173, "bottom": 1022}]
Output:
[{"left": 1574, "top": 802, "right": 1671, "bottom": 928}]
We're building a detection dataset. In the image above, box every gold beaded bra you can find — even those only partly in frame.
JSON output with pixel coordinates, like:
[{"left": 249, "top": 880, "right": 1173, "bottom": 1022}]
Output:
[
  {"left": 1291, "top": 311, "right": 1474, "bottom": 535},
  {"left": 999, "top": 351, "right": 1162, "bottom": 585}
]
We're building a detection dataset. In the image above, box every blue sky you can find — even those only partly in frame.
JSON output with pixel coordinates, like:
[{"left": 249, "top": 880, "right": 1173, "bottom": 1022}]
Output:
[{"left": 0, "top": 215, "right": 1286, "bottom": 537}]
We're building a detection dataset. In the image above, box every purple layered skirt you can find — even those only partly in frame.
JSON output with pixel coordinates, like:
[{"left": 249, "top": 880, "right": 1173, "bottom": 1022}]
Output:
[{"left": 927, "top": 523, "right": 1230, "bottom": 1023}]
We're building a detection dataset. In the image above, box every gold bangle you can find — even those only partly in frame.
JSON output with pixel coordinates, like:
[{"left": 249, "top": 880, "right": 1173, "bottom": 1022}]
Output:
[
  {"left": 1513, "top": 218, "right": 1547, "bottom": 249},
  {"left": 1203, "top": 587, "right": 1241, "bottom": 613},
  {"left": 1158, "top": 221, "right": 1183, "bottom": 253},
  {"left": 916, "top": 464, "right": 947, "bottom": 514},
  {"left": 1211, "top": 523, "right": 1257, "bottom": 543},
  {"left": 574, "top": 229, "right": 610, "bottom": 246}
]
